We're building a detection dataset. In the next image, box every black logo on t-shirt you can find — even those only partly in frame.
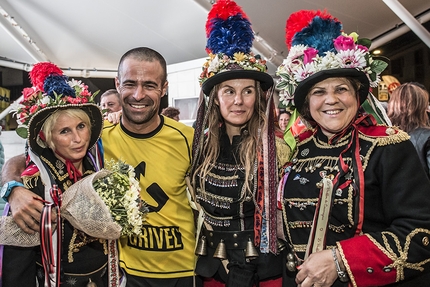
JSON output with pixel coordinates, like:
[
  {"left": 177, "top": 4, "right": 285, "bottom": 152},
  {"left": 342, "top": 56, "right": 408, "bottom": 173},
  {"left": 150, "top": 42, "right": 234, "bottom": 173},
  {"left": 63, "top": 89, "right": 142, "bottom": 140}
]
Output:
[
  {"left": 127, "top": 225, "right": 184, "bottom": 251},
  {"left": 134, "top": 161, "right": 168, "bottom": 212}
]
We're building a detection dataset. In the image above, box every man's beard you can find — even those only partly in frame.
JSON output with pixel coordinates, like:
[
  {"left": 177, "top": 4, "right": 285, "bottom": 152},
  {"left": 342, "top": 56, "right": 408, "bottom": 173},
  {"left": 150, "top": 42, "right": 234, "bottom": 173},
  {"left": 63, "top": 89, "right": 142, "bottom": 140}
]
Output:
[{"left": 124, "top": 108, "right": 157, "bottom": 126}]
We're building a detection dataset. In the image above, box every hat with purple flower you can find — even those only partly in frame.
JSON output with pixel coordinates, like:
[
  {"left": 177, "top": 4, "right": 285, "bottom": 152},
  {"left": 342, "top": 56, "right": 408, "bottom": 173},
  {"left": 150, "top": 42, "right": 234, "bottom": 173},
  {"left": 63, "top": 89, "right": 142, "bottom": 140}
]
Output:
[{"left": 276, "top": 10, "right": 388, "bottom": 111}]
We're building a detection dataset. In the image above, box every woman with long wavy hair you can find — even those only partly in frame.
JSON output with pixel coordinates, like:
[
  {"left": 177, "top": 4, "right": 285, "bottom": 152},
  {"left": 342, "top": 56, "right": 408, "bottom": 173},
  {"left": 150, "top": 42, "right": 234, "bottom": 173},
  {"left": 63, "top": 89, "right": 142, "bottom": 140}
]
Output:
[{"left": 387, "top": 82, "right": 430, "bottom": 176}]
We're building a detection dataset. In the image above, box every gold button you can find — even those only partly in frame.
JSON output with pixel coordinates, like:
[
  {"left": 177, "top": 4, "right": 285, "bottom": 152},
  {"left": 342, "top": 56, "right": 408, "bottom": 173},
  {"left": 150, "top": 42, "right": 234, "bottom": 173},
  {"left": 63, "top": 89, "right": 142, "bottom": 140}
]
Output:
[
  {"left": 233, "top": 233, "right": 238, "bottom": 238},
  {"left": 233, "top": 243, "right": 238, "bottom": 247},
  {"left": 422, "top": 236, "right": 429, "bottom": 246},
  {"left": 209, "top": 232, "right": 213, "bottom": 237}
]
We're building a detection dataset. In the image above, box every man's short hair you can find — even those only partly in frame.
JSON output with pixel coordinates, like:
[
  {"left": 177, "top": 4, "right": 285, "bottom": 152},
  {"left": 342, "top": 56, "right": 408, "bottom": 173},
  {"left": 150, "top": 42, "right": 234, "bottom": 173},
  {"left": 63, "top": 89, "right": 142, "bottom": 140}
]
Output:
[
  {"left": 118, "top": 47, "right": 167, "bottom": 83},
  {"left": 100, "top": 89, "right": 120, "bottom": 100}
]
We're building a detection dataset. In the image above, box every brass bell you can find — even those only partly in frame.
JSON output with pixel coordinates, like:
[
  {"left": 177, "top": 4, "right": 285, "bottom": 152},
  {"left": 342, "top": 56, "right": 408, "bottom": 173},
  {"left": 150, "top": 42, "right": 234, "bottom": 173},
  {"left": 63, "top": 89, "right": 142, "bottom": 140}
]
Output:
[
  {"left": 195, "top": 235, "right": 208, "bottom": 256},
  {"left": 286, "top": 260, "right": 297, "bottom": 272},
  {"left": 286, "top": 252, "right": 298, "bottom": 272},
  {"left": 245, "top": 238, "right": 259, "bottom": 260},
  {"left": 86, "top": 278, "right": 97, "bottom": 287},
  {"left": 213, "top": 239, "right": 227, "bottom": 260},
  {"left": 277, "top": 240, "right": 286, "bottom": 252}
]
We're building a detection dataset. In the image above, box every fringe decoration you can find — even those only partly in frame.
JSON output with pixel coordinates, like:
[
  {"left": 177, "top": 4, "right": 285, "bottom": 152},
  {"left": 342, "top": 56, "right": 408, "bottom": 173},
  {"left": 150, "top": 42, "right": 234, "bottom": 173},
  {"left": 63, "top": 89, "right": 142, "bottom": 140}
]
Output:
[
  {"left": 22, "top": 174, "right": 39, "bottom": 189},
  {"left": 376, "top": 129, "right": 410, "bottom": 146}
]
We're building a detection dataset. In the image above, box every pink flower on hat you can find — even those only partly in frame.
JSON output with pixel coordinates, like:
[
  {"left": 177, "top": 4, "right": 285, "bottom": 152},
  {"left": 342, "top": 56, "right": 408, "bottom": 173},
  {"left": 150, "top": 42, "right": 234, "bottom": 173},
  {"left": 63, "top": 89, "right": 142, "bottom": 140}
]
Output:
[
  {"left": 22, "top": 87, "right": 39, "bottom": 101},
  {"left": 303, "top": 47, "right": 318, "bottom": 64},
  {"left": 29, "top": 105, "right": 39, "bottom": 114},
  {"left": 333, "top": 35, "right": 356, "bottom": 52}
]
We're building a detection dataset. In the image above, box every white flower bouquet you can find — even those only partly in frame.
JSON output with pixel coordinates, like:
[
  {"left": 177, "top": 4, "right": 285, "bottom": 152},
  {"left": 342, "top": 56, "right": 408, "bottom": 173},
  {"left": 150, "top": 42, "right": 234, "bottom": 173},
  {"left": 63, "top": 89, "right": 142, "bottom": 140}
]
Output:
[
  {"left": 0, "top": 160, "right": 148, "bottom": 246},
  {"left": 91, "top": 159, "right": 148, "bottom": 237},
  {"left": 62, "top": 159, "right": 148, "bottom": 239}
]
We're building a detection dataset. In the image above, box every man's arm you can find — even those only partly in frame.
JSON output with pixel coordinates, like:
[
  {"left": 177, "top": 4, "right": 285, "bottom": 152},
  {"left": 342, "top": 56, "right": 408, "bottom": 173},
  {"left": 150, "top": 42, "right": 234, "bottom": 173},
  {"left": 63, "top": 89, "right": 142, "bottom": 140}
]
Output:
[{"left": 2, "top": 154, "right": 43, "bottom": 234}]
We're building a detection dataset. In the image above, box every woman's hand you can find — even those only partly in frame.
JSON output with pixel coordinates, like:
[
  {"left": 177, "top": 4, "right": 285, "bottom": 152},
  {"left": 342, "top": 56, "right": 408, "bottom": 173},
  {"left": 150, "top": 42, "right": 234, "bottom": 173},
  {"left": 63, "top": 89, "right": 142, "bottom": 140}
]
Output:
[
  {"left": 295, "top": 249, "right": 339, "bottom": 287},
  {"left": 106, "top": 110, "right": 122, "bottom": 124}
]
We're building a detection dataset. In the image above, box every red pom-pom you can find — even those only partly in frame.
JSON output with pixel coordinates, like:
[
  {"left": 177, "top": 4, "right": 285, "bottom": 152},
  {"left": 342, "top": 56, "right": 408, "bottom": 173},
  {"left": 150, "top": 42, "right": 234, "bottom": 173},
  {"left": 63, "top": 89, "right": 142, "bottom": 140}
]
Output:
[
  {"left": 206, "top": 0, "right": 249, "bottom": 37},
  {"left": 29, "top": 62, "right": 63, "bottom": 91},
  {"left": 285, "top": 10, "right": 336, "bottom": 49}
]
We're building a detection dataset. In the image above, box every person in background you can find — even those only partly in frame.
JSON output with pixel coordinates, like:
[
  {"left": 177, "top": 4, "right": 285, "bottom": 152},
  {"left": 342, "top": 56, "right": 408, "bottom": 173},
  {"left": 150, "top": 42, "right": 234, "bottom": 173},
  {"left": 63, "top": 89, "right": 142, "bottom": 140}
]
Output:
[
  {"left": 161, "top": 106, "right": 180, "bottom": 121},
  {"left": 278, "top": 110, "right": 291, "bottom": 132},
  {"left": 190, "top": 1, "right": 286, "bottom": 286},
  {"left": 276, "top": 10, "right": 430, "bottom": 286},
  {"left": 387, "top": 82, "right": 430, "bottom": 177},
  {"left": 1, "top": 48, "right": 197, "bottom": 287},
  {"left": 100, "top": 88, "right": 121, "bottom": 117},
  {"left": 1, "top": 62, "right": 114, "bottom": 286}
]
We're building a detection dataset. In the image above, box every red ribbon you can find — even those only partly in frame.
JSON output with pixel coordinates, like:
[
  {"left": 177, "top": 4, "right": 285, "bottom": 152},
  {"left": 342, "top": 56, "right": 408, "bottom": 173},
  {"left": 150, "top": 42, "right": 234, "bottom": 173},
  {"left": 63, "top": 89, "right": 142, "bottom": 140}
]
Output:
[
  {"left": 54, "top": 151, "right": 83, "bottom": 182},
  {"left": 327, "top": 112, "right": 374, "bottom": 236},
  {"left": 39, "top": 185, "right": 63, "bottom": 287}
]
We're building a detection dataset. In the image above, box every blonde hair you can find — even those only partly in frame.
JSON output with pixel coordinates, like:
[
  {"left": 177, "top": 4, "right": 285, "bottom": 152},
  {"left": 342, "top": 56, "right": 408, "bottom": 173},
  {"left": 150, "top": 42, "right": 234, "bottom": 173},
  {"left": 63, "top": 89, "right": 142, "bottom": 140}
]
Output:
[
  {"left": 387, "top": 82, "right": 429, "bottom": 133},
  {"left": 192, "top": 81, "right": 267, "bottom": 194},
  {"left": 42, "top": 109, "right": 91, "bottom": 150}
]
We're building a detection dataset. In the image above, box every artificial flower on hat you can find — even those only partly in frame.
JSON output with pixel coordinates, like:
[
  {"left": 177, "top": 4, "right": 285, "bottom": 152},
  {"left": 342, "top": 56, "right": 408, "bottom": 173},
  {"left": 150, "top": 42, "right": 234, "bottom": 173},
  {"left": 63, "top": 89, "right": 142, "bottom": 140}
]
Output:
[
  {"left": 12, "top": 62, "right": 99, "bottom": 140},
  {"left": 192, "top": 0, "right": 279, "bottom": 255},
  {"left": 199, "top": 0, "right": 273, "bottom": 95},
  {"left": 275, "top": 10, "right": 390, "bottom": 157},
  {"left": 10, "top": 62, "right": 102, "bottom": 157},
  {"left": 276, "top": 10, "right": 388, "bottom": 109}
]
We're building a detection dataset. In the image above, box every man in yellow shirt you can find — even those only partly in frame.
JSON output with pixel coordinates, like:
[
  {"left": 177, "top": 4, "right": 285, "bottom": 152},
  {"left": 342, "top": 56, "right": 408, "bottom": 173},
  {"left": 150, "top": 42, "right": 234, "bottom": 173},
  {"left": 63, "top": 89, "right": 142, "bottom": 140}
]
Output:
[{"left": 2, "top": 47, "right": 197, "bottom": 287}]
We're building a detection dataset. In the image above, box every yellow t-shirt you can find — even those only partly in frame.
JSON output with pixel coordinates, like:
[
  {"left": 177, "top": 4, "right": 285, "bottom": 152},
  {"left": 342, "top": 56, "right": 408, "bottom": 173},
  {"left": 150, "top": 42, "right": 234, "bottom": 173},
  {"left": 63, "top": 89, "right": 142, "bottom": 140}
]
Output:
[{"left": 102, "top": 116, "right": 196, "bottom": 278}]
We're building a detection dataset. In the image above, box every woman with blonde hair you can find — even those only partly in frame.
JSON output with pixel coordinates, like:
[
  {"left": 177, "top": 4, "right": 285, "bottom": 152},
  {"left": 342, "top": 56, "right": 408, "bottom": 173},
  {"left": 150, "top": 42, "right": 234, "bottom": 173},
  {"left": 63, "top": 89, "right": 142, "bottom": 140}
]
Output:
[{"left": 0, "top": 62, "right": 118, "bottom": 287}]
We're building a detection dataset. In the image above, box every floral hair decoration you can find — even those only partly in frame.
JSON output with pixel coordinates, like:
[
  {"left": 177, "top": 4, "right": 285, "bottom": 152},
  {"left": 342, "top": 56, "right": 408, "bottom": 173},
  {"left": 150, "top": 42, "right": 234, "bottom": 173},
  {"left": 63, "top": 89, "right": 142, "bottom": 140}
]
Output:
[
  {"left": 192, "top": 0, "right": 279, "bottom": 255},
  {"left": 13, "top": 62, "right": 99, "bottom": 139},
  {"left": 199, "top": 0, "right": 273, "bottom": 95},
  {"left": 276, "top": 10, "right": 388, "bottom": 108},
  {"left": 11, "top": 62, "right": 102, "bottom": 156}
]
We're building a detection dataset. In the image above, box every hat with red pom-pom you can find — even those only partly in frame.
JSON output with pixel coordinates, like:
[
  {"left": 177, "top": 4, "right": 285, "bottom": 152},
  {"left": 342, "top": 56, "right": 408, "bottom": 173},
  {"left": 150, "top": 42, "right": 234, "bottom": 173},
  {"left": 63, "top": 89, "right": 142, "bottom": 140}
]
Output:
[
  {"left": 11, "top": 62, "right": 102, "bottom": 155},
  {"left": 276, "top": 10, "right": 388, "bottom": 112},
  {"left": 199, "top": 0, "right": 273, "bottom": 95}
]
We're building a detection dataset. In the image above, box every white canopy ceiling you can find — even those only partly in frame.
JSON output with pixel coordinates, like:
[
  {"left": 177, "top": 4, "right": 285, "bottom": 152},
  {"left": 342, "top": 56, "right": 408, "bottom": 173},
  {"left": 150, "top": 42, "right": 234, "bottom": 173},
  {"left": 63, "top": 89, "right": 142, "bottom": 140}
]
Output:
[{"left": 0, "top": 0, "right": 429, "bottom": 78}]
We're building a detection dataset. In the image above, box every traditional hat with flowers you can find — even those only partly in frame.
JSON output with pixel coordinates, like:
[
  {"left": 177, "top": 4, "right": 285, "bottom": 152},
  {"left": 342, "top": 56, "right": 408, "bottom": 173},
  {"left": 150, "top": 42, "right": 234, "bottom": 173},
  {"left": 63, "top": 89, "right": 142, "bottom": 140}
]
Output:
[
  {"left": 192, "top": 0, "right": 280, "bottom": 255},
  {"left": 275, "top": 10, "right": 391, "bottom": 156},
  {"left": 12, "top": 62, "right": 102, "bottom": 156},
  {"left": 276, "top": 10, "right": 388, "bottom": 112},
  {"left": 198, "top": 0, "right": 273, "bottom": 96}
]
